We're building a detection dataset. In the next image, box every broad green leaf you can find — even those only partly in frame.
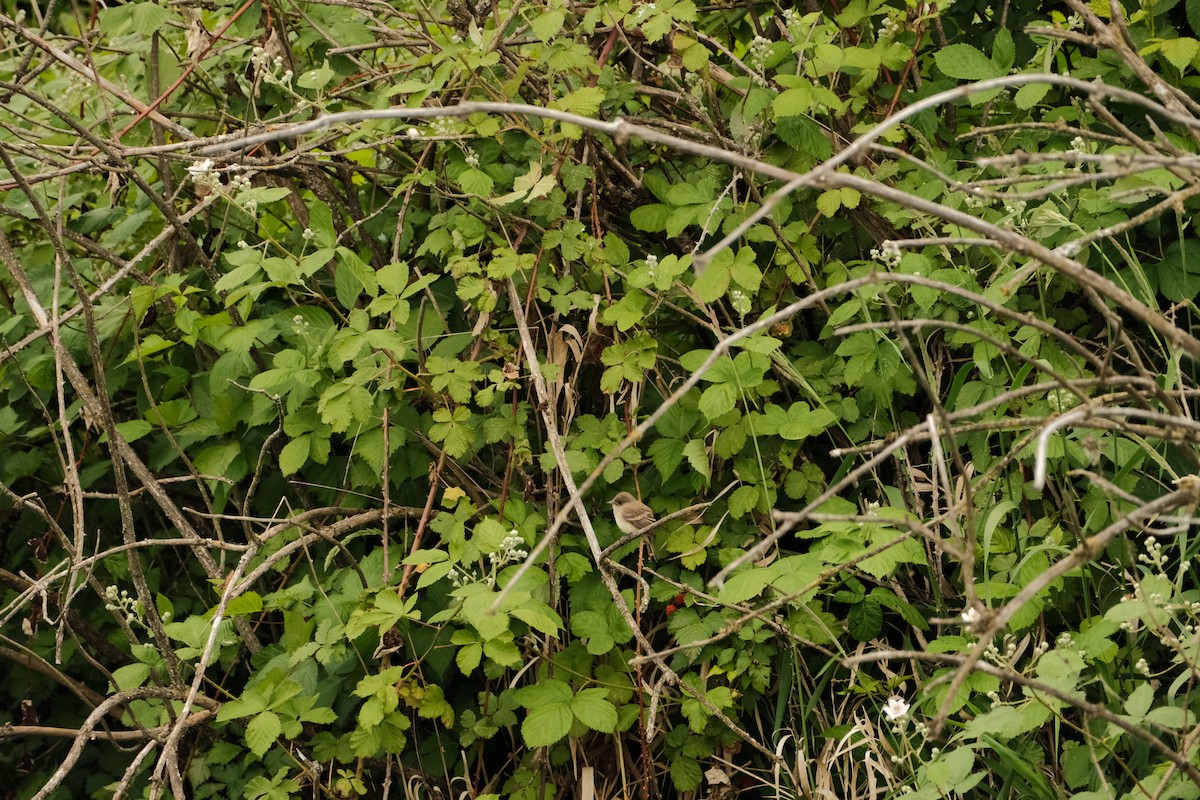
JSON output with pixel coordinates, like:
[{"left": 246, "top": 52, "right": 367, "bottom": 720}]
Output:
[
  {"left": 571, "top": 688, "right": 618, "bottom": 733},
  {"left": 530, "top": 9, "right": 565, "bottom": 41},
  {"left": 245, "top": 711, "right": 281, "bottom": 757},
  {"left": 935, "top": 43, "right": 1004, "bottom": 79},
  {"left": 1014, "top": 81, "right": 1051, "bottom": 109}
]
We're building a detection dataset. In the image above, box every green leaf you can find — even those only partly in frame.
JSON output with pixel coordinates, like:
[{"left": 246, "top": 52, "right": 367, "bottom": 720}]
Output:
[
  {"left": 530, "top": 9, "right": 565, "bottom": 41},
  {"left": 847, "top": 597, "right": 882, "bottom": 641},
  {"left": 728, "top": 484, "right": 760, "bottom": 517},
  {"left": 992, "top": 28, "right": 1015, "bottom": 73},
  {"left": 518, "top": 680, "right": 574, "bottom": 746},
  {"left": 718, "top": 568, "right": 771, "bottom": 604},
  {"left": 1014, "top": 81, "right": 1051, "bottom": 109},
  {"left": 458, "top": 168, "right": 494, "bottom": 196},
  {"left": 556, "top": 86, "right": 605, "bottom": 117},
  {"left": 223, "top": 592, "right": 263, "bottom": 617},
  {"left": 692, "top": 257, "right": 730, "bottom": 302},
  {"left": 630, "top": 204, "right": 670, "bottom": 232},
  {"left": 776, "top": 116, "right": 832, "bottom": 159},
  {"left": 430, "top": 407, "right": 474, "bottom": 458},
  {"left": 670, "top": 756, "right": 703, "bottom": 791},
  {"left": 280, "top": 437, "right": 309, "bottom": 475},
  {"left": 935, "top": 43, "right": 1004, "bottom": 79},
  {"left": 816, "top": 189, "right": 842, "bottom": 217},
  {"left": 923, "top": 747, "right": 975, "bottom": 790},
  {"left": 571, "top": 688, "right": 618, "bottom": 733},
  {"left": 1156, "top": 37, "right": 1200, "bottom": 73},
  {"left": 245, "top": 711, "right": 281, "bottom": 757},
  {"left": 318, "top": 380, "right": 374, "bottom": 433},
  {"left": 682, "top": 439, "right": 711, "bottom": 482},
  {"left": 510, "top": 599, "right": 563, "bottom": 636},
  {"left": 496, "top": 162, "right": 557, "bottom": 205},
  {"left": 962, "top": 703, "right": 1051, "bottom": 740},
  {"left": 648, "top": 437, "right": 686, "bottom": 481},
  {"left": 297, "top": 60, "right": 335, "bottom": 90},
  {"left": 116, "top": 419, "right": 153, "bottom": 442},
  {"left": 698, "top": 382, "right": 737, "bottom": 419},
  {"left": 130, "top": 2, "right": 170, "bottom": 35}
]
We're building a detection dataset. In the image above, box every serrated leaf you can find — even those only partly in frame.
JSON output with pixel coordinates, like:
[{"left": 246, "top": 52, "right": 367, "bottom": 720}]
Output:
[
  {"left": 571, "top": 688, "right": 618, "bottom": 732},
  {"left": 776, "top": 115, "right": 831, "bottom": 159},
  {"left": 682, "top": 439, "right": 711, "bottom": 482},
  {"left": 558, "top": 86, "right": 605, "bottom": 116},
  {"left": 519, "top": 680, "right": 573, "bottom": 746},
  {"left": 992, "top": 28, "right": 1015, "bottom": 73},
  {"left": 816, "top": 189, "right": 842, "bottom": 217},
  {"left": 847, "top": 598, "right": 882, "bottom": 641},
  {"left": 728, "top": 484, "right": 760, "bottom": 517},
  {"left": 1156, "top": 37, "right": 1200, "bottom": 72},
  {"left": 223, "top": 592, "right": 263, "bottom": 617},
  {"left": 530, "top": 9, "right": 564, "bottom": 41},
  {"left": 692, "top": 258, "right": 731, "bottom": 302},
  {"left": 648, "top": 437, "right": 686, "bottom": 480},
  {"left": 456, "top": 642, "right": 482, "bottom": 674},
  {"left": 718, "top": 568, "right": 770, "bottom": 603},
  {"left": 670, "top": 756, "right": 703, "bottom": 791},
  {"left": 458, "top": 168, "right": 494, "bottom": 196},
  {"left": 935, "top": 43, "right": 1004, "bottom": 79},
  {"left": 698, "top": 382, "right": 737, "bottom": 419},
  {"left": 245, "top": 711, "right": 281, "bottom": 757},
  {"left": 630, "top": 203, "right": 670, "bottom": 232}
]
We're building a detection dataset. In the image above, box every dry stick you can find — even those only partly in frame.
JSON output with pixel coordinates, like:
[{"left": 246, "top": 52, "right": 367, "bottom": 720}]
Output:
[
  {"left": 150, "top": 539, "right": 263, "bottom": 800},
  {"left": 0, "top": 232, "right": 259, "bottom": 657},
  {"left": 0, "top": 194, "right": 218, "bottom": 365},
  {"left": 500, "top": 279, "right": 784, "bottom": 766},
  {"left": 29, "top": 687, "right": 217, "bottom": 800},
  {"left": 188, "top": 81, "right": 1200, "bottom": 572},
  {"left": 924, "top": 484, "right": 1200, "bottom": 741},
  {"left": 230, "top": 506, "right": 427, "bottom": 595},
  {"left": 847, "top": 649, "right": 1200, "bottom": 790},
  {"left": 501, "top": 274, "right": 881, "bottom": 601},
  {"left": 0, "top": 13, "right": 193, "bottom": 143},
  {"left": 1033, "top": 407, "right": 1200, "bottom": 490},
  {"left": 0, "top": 212, "right": 188, "bottom": 689}
]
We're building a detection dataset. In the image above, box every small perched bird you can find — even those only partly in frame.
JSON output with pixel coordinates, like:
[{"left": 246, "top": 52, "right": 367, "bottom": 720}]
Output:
[{"left": 610, "top": 492, "right": 657, "bottom": 535}]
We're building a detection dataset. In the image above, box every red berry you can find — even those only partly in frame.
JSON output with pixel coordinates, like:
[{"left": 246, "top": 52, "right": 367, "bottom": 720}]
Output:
[{"left": 664, "top": 604, "right": 678, "bottom": 615}]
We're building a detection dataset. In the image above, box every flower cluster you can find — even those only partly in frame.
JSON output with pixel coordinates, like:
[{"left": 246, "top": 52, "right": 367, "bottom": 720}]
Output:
[
  {"left": 249, "top": 46, "right": 292, "bottom": 86},
  {"left": 431, "top": 117, "right": 458, "bottom": 137},
  {"left": 747, "top": 35, "right": 772, "bottom": 68},
  {"left": 488, "top": 530, "right": 529, "bottom": 569},
  {"left": 870, "top": 240, "right": 902, "bottom": 268},
  {"left": 644, "top": 254, "right": 659, "bottom": 282},
  {"left": 104, "top": 585, "right": 159, "bottom": 627},
  {"left": 187, "top": 158, "right": 220, "bottom": 193},
  {"left": 729, "top": 288, "right": 751, "bottom": 317},
  {"left": 1138, "top": 535, "right": 1168, "bottom": 571},
  {"left": 877, "top": 15, "right": 902, "bottom": 41}
]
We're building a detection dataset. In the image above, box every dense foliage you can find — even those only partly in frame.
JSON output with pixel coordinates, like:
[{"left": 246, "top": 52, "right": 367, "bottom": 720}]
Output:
[{"left": 5, "top": 0, "right": 1200, "bottom": 797}]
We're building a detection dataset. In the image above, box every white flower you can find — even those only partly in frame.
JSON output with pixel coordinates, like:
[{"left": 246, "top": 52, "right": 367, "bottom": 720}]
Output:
[
  {"left": 882, "top": 696, "right": 910, "bottom": 721},
  {"left": 961, "top": 606, "right": 980, "bottom": 625},
  {"left": 870, "top": 240, "right": 901, "bottom": 268},
  {"left": 187, "top": 159, "right": 221, "bottom": 190}
]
